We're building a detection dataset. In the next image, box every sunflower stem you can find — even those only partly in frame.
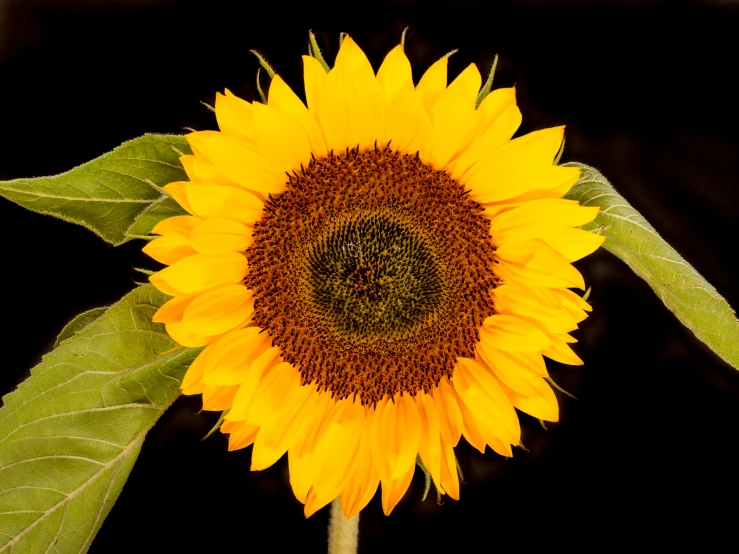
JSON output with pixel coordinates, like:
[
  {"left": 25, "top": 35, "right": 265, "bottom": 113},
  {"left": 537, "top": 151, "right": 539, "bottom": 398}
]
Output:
[{"left": 328, "top": 498, "right": 358, "bottom": 554}]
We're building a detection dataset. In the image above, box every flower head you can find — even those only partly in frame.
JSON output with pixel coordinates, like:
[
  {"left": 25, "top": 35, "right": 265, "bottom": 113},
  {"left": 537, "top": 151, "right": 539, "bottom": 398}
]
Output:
[{"left": 144, "top": 35, "right": 604, "bottom": 518}]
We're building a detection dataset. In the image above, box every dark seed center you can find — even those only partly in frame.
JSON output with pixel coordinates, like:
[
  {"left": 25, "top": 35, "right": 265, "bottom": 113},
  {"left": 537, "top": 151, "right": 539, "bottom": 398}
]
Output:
[
  {"left": 306, "top": 211, "right": 443, "bottom": 338},
  {"left": 245, "top": 147, "right": 498, "bottom": 405}
]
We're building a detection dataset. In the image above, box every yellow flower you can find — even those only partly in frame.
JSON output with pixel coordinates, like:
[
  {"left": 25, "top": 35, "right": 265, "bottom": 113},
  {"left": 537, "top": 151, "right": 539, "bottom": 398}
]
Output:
[{"left": 144, "top": 35, "right": 604, "bottom": 518}]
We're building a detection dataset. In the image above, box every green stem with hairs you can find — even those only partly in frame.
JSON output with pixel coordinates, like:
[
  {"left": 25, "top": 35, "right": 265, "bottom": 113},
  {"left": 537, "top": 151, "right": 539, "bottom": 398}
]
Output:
[{"left": 328, "top": 498, "right": 359, "bottom": 554}]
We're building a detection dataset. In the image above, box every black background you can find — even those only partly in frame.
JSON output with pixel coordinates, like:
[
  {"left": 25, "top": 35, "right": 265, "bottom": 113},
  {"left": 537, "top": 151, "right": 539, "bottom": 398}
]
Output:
[{"left": 1, "top": 0, "right": 738, "bottom": 551}]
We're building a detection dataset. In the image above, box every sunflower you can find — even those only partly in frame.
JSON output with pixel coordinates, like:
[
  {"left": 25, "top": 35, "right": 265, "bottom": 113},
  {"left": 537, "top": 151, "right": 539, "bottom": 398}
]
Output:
[{"left": 144, "top": 34, "right": 604, "bottom": 519}]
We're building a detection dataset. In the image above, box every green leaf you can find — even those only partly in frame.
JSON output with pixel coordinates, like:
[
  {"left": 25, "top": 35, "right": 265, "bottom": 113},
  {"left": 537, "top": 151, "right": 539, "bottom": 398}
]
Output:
[
  {"left": 0, "top": 286, "right": 198, "bottom": 552},
  {"left": 564, "top": 162, "right": 739, "bottom": 370},
  {"left": 0, "top": 134, "right": 191, "bottom": 245},
  {"left": 54, "top": 307, "right": 108, "bottom": 348}
]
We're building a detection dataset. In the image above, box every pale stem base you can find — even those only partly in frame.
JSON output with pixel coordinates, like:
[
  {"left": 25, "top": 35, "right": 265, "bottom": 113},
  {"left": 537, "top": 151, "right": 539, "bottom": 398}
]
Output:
[{"left": 328, "top": 498, "right": 359, "bottom": 554}]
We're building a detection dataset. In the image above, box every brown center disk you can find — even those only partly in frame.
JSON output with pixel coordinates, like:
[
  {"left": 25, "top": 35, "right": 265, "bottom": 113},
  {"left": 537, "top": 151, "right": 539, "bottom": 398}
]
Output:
[{"left": 246, "top": 147, "right": 498, "bottom": 405}]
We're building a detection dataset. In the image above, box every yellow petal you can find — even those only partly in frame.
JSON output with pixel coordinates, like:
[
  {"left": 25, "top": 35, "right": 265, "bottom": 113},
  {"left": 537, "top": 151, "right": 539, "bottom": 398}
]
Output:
[
  {"left": 151, "top": 215, "right": 199, "bottom": 237},
  {"left": 432, "top": 379, "right": 463, "bottom": 446},
  {"left": 152, "top": 295, "right": 192, "bottom": 324},
  {"left": 371, "top": 393, "right": 422, "bottom": 482},
  {"left": 477, "top": 87, "right": 520, "bottom": 135},
  {"left": 251, "top": 382, "right": 319, "bottom": 471},
  {"left": 422, "top": 64, "right": 481, "bottom": 169},
  {"left": 376, "top": 44, "right": 414, "bottom": 103},
  {"left": 381, "top": 87, "right": 432, "bottom": 155},
  {"left": 176, "top": 283, "right": 253, "bottom": 337},
  {"left": 541, "top": 228, "right": 606, "bottom": 262},
  {"left": 222, "top": 345, "right": 281, "bottom": 419},
  {"left": 438, "top": 440, "right": 460, "bottom": 500},
  {"left": 451, "top": 88, "right": 521, "bottom": 180},
  {"left": 479, "top": 314, "right": 553, "bottom": 352},
  {"left": 198, "top": 327, "right": 271, "bottom": 387},
  {"left": 542, "top": 340, "right": 584, "bottom": 366},
  {"left": 163, "top": 182, "right": 194, "bottom": 214},
  {"left": 184, "top": 130, "right": 220, "bottom": 162},
  {"left": 226, "top": 346, "right": 281, "bottom": 421},
  {"left": 445, "top": 381, "right": 484, "bottom": 453},
  {"left": 191, "top": 217, "right": 252, "bottom": 254},
  {"left": 416, "top": 392, "right": 442, "bottom": 491},
  {"left": 454, "top": 358, "right": 520, "bottom": 445},
  {"left": 287, "top": 393, "right": 335, "bottom": 503},
  {"left": 478, "top": 341, "right": 548, "bottom": 382},
  {"left": 268, "top": 74, "right": 327, "bottom": 158},
  {"left": 293, "top": 391, "right": 335, "bottom": 458},
  {"left": 555, "top": 289, "right": 592, "bottom": 323},
  {"left": 149, "top": 252, "right": 247, "bottom": 296},
  {"left": 473, "top": 163, "right": 581, "bottom": 204},
  {"left": 391, "top": 394, "right": 422, "bottom": 479},
  {"left": 464, "top": 127, "right": 580, "bottom": 203},
  {"left": 144, "top": 215, "right": 200, "bottom": 264},
  {"left": 315, "top": 35, "right": 385, "bottom": 152},
  {"left": 416, "top": 56, "right": 448, "bottom": 115},
  {"left": 476, "top": 344, "right": 543, "bottom": 397},
  {"left": 179, "top": 155, "right": 233, "bottom": 187},
  {"left": 215, "top": 90, "right": 256, "bottom": 146},
  {"left": 453, "top": 379, "right": 513, "bottom": 457},
  {"left": 482, "top": 177, "right": 579, "bottom": 207},
  {"left": 185, "top": 183, "right": 264, "bottom": 224},
  {"left": 381, "top": 461, "right": 415, "bottom": 516},
  {"left": 302, "top": 55, "right": 328, "bottom": 114},
  {"left": 180, "top": 347, "right": 208, "bottom": 395},
  {"left": 247, "top": 362, "right": 301, "bottom": 428},
  {"left": 226, "top": 421, "right": 259, "bottom": 451},
  {"left": 501, "top": 377, "right": 559, "bottom": 422},
  {"left": 305, "top": 398, "right": 365, "bottom": 517},
  {"left": 493, "top": 283, "right": 578, "bottom": 335},
  {"left": 495, "top": 239, "right": 586, "bottom": 290},
  {"left": 252, "top": 101, "right": 312, "bottom": 175},
  {"left": 201, "top": 383, "right": 239, "bottom": 411},
  {"left": 186, "top": 132, "right": 284, "bottom": 197},
  {"left": 289, "top": 446, "right": 313, "bottom": 504},
  {"left": 178, "top": 155, "right": 195, "bottom": 179},
  {"left": 142, "top": 235, "right": 197, "bottom": 265},
  {"left": 489, "top": 199, "right": 592, "bottom": 246},
  {"left": 340, "top": 410, "right": 380, "bottom": 519},
  {"left": 489, "top": 199, "right": 603, "bottom": 260},
  {"left": 164, "top": 321, "right": 213, "bottom": 348}
]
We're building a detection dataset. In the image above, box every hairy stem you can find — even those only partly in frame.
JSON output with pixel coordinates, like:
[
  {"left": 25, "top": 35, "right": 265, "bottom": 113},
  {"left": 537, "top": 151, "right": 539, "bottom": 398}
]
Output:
[{"left": 328, "top": 498, "right": 359, "bottom": 554}]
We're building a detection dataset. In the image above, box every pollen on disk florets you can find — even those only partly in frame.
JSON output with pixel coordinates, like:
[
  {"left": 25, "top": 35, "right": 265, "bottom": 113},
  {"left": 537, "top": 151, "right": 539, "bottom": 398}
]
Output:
[{"left": 246, "top": 146, "right": 499, "bottom": 405}]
